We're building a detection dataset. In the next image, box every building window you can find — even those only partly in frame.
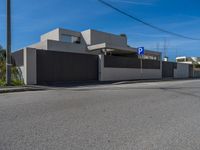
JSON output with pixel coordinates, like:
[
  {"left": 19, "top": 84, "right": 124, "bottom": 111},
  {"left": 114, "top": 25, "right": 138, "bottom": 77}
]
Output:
[{"left": 60, "top": 34, "right": 80, "bottom": 44}]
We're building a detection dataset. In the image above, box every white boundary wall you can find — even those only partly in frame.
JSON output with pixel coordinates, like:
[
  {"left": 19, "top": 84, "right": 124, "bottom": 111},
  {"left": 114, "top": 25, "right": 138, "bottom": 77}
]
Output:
[
  {"left": 99, "top": 55, "right": 162, "bottom": 81},
  {"left": 174, "top": 63, "right": 189, "bottom": 79}
]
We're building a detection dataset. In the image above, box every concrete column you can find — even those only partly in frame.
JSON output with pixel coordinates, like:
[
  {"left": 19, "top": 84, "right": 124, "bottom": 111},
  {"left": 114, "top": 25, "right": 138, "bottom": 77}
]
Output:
[
  {"left": 24, "top": 48, "right": 37, "bottom": 85},
  {"left": 98, "top": 54, "right": 104, "bottom": 81}
]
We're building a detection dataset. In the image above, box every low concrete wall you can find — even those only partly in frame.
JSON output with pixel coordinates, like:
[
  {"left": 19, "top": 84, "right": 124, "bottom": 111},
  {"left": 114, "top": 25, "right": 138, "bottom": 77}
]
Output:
[
  {"left": 174, "top": 63, "right": 189, "bottom": 79},
  {"left": 194, "top": 69, "right": 200, "bottom": 78},
  {"left": 99, "top": 55, "right": 162, "bottom": 81},
  {"left": 100, "top": 68, "right": 162, "bottom": 81}
]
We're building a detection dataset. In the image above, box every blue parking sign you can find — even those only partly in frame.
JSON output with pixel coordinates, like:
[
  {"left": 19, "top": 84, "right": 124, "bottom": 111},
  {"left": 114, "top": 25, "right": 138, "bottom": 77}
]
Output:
[{"left": 137, "top": 47, "right": 144, "bottom": 55}]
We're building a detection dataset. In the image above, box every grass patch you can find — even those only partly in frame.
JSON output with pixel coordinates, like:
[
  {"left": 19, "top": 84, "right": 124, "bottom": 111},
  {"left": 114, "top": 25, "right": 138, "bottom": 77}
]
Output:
[{"left": 0, "top": 79, "right": 24, "bottom": 87}]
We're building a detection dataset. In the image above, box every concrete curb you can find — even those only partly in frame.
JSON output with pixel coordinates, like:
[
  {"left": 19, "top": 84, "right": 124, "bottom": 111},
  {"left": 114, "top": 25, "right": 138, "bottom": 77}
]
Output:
[
  {"left": 0, "top": 87, "right": 46, "bottom": 94},
  {"left": 111, "top": 78, "right": 198, "bottom": 85},
  {"left": 37, "top": 78, "right": 199, "bottom": 90}
]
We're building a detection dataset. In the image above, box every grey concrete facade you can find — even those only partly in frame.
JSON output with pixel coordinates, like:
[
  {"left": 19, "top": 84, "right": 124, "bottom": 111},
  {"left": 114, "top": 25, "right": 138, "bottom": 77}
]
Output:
[
  {"left": 29, "top": 28, "right": 161, "bottom": 58},
  {"left": 82, "top": 29, "right": 128, "bottom": 47}
]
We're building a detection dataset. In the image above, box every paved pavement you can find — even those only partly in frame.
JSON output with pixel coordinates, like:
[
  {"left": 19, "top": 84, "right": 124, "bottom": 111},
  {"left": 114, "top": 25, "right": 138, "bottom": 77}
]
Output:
[{"left": 0, "top": 79, "right": 200, "bottom": 150}]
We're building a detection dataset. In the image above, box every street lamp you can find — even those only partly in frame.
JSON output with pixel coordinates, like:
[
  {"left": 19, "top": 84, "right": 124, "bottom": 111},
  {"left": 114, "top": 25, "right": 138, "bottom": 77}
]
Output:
[{"left": 6, "top": 0, "right": 11, "bottom": 85}]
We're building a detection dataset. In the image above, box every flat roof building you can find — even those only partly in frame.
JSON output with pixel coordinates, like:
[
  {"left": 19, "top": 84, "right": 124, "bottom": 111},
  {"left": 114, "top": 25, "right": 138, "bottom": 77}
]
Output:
[{"left": 29, "top": 28, "right": 161, "bottom": 60}]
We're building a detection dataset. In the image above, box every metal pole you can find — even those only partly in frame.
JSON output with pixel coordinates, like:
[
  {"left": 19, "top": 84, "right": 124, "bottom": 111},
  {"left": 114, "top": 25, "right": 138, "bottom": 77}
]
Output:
[
  {"left": 6, "top": 0, "right": 11, "bottom": 85},
  {"left": 140, "top": 56, "right": 143, "bottom": 79}
]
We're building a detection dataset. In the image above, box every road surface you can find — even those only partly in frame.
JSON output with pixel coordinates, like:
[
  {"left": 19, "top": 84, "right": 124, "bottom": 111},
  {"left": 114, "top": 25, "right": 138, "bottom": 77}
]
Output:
[{"left": 0, "top": 79, "right": 200, "bottom": 150}]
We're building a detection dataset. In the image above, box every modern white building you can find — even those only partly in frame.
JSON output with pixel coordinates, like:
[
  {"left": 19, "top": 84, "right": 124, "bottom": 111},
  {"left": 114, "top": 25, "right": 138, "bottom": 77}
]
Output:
[
  {"left": 12, "top": 28, "right": 193, "bottom": 85},
  {"left": 29, "top": 28, "right": 161, "bottom": 60}
]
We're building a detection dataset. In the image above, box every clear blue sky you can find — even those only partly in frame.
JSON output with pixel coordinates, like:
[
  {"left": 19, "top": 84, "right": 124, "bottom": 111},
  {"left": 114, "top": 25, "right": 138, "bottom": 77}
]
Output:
[{"left": 0, "top": 0, "right": 200, "bottom": 60}]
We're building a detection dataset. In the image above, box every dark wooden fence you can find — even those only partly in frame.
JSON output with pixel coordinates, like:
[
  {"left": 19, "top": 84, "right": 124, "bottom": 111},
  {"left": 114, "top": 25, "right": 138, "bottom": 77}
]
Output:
[
  {"left": 104, "top": 55, "right": 160, "bottom": 69},
  {"left": 162, "top": 61, "right": 177, "bottom": 78},
  {"left": 36, "top": 50, "right": 98, "bottom": 84}
]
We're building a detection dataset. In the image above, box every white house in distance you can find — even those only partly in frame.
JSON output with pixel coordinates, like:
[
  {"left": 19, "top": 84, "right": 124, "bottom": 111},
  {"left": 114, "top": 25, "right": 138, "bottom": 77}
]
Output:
[{"left": 176, "top": 56, "right": 200, "bottom": 64}]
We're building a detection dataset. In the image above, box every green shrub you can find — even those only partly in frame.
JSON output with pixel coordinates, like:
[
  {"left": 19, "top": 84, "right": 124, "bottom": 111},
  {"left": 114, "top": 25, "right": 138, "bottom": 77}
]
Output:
[
  {"left": 11, "top": 79, "right": 24, "bottom": 86},
  {"left": 0, "top": 48, "right": 24, "bottom": 86},
  {"left": 0, "top": 80, "right": 6, "bottom": 86}
]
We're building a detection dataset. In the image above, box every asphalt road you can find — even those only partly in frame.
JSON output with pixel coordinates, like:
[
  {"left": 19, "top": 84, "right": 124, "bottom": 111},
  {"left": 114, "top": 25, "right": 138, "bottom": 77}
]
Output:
[{"left": 0, "top": 79, "right": 200, "bottom": 150}]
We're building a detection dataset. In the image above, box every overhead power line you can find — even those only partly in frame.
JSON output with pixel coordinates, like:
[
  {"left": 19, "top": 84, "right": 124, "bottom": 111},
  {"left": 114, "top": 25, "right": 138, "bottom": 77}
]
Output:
[{"left": 98, "top": 0, "right": 200, "bottom": 40}]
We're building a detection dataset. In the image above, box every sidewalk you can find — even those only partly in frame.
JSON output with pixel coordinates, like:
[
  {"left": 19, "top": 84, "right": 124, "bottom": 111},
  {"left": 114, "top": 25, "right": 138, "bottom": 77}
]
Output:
[
  {"left": 0, "top": 78, "right": 198, "bottom": 94},
  {"left": 0, "top": 86, "right": 46, "bottom": 94}
]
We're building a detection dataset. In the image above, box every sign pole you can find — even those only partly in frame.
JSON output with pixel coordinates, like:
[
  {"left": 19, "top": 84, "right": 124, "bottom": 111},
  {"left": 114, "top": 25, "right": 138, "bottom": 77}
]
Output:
[
  {"left": 140, "top": 56, "right": 143, "bottom": 73},
  {"left": 140, "top": 55, "right": 143, "bottom": 79},
  {"left": 137, "top": 47, "right": 144, "bottom": 80}
]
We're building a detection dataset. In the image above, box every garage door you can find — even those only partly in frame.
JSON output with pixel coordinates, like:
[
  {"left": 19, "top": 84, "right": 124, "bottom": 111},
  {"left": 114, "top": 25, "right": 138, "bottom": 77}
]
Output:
[{"left": 36, "top": 50, "right": 98, "bottom": 84}]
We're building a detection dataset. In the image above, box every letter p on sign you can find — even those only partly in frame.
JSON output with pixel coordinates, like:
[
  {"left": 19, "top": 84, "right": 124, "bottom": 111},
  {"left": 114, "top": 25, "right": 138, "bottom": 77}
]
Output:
[{"left": 137, "top": 47, "right": 144, "bottom": 55}]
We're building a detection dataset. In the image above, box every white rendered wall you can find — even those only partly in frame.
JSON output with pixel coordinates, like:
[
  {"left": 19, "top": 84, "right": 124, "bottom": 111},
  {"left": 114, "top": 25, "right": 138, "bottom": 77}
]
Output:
[
  {"left": 81, "top": 30, "right": 92, "bottom": 45},
  {"left": 99, "top": 55, "right": 162, "bottom": 81},
  {"left": 41, "top": 28, "right": 60, "bottom": 42},
  {"left": 101, "top": 68, "right": 162, "bottom": 81},
  {"left": 174, "top": 63, "right": 189, "bottom": 79}
]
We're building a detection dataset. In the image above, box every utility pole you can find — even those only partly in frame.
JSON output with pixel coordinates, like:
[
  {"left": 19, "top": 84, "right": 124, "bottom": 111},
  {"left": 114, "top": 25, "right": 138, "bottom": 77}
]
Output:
[
  {"left": 163, "top": 38, "right": 167, "bottom": 58},
  {"left": 6, "top": 0, "right": 11, "bottom": 85},
  {"left": 163, "top": 38, "right": 168, "bottom": 62},
  {"left": 156, "top": 42, "right": 160, "bottom": 52}
]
